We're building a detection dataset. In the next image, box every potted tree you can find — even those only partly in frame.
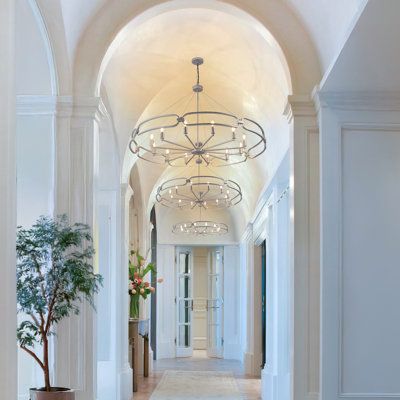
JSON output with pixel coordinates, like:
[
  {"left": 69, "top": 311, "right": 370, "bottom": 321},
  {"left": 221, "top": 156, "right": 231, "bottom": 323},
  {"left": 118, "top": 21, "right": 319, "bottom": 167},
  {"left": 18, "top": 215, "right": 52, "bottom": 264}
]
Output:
[{"left": 16, "top": 215, "right": 102, "bottom": 400}]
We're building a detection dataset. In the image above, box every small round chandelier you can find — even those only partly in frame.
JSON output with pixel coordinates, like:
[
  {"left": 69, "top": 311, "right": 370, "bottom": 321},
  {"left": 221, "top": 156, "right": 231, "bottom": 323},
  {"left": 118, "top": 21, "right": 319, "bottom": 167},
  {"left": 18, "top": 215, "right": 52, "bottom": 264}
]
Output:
[
  {"left": 156, "top": 174, "right": 242, "bottom": 209},
  {"left": 172, "top": 221, "right": 228, "bottom": 236},
  {"left": 129, "top": 57, "right": 266, "bottom": 166}
]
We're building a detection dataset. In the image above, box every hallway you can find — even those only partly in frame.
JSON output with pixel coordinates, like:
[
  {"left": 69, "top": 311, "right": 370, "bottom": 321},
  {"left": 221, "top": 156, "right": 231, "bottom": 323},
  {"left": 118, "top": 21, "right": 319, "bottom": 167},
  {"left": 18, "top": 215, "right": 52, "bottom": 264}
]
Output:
[{"left": 134, "top": 351, "right": 261, "bottom": 399}]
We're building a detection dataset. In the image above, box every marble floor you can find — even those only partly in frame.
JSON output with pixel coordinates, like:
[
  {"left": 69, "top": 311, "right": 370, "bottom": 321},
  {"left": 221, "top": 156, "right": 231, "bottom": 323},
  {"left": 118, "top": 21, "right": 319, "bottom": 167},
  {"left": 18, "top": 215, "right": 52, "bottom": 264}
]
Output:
[{"left": 133, "top": 350, "right": 261, "bottom": 399}]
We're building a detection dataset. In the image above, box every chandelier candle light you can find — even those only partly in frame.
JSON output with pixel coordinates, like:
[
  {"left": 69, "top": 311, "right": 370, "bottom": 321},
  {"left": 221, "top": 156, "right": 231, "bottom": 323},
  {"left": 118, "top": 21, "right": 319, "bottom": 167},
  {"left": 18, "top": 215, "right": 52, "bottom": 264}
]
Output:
[
  {"left": 156, "top": 174, "right": 242, "bottom": 209},
  {"left": 129, "top": 57, "right": 266, "bottom": 166},
  {"left": 172, "top": 220, "right": 228, "bottom": 236}
]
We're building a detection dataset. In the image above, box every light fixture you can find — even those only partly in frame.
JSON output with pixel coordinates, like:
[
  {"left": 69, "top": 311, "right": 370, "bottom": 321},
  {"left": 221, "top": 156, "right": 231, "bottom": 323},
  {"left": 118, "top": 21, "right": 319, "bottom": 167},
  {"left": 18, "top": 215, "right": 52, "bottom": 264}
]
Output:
[
  {"left": 156, "top": 175, "right": 242, "bottom": 209},
  {"left": 129, "top": 57, "right": 266, "bottom": 166},
  {"left": 172, "top": 221, "right": 228, "bottom": 236}
]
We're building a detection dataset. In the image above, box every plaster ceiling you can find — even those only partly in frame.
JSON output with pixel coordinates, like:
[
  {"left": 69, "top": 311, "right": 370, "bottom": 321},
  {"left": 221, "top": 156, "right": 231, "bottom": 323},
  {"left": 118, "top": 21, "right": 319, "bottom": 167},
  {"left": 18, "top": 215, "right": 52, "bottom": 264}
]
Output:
[
  {"left": 58, "top": 0, "right": 365, "bottom": 76},
  {"left": 101, "top": 7, "right": 291, "bottom": 236}
]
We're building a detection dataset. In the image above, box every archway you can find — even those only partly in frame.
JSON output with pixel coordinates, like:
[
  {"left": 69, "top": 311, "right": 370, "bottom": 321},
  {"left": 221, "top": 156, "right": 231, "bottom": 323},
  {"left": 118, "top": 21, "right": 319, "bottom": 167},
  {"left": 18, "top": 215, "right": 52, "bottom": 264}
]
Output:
[{"left": 81, "top": 2, "right": 320, "bottom": 400}]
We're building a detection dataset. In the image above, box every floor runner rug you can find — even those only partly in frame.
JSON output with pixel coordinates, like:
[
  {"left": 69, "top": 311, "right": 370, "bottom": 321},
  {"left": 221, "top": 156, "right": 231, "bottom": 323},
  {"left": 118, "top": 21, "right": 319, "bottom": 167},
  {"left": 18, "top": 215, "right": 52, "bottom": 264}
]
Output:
[{"left": 150, "top": 370, "right": 243, "bottom": 399}]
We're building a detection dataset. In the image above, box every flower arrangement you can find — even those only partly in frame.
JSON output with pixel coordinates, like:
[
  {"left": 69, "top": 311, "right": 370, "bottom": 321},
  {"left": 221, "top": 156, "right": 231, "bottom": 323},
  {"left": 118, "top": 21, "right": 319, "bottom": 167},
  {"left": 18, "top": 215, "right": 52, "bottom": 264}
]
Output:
[{"left": 128, "top": 250, "right": 163, "bottom": 319}]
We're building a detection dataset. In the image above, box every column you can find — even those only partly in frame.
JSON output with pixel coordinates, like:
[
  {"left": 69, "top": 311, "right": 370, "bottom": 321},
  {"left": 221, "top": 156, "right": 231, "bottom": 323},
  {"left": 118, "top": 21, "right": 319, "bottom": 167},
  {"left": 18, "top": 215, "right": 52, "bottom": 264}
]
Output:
[
  {"left": 117, "top": 184, "right": 133, "bottom": 399},
  {"left": 242, "top": 224, "right": 255, "bottom": 375},
  {"left": 0, "top": 1, "right": 17, "bottom": 398},
  {"left": 284, "top": 95, "right": 320, "bottom": 400},
  {"left": 54, "top": 97, "right": 101, "bottom": 400}
]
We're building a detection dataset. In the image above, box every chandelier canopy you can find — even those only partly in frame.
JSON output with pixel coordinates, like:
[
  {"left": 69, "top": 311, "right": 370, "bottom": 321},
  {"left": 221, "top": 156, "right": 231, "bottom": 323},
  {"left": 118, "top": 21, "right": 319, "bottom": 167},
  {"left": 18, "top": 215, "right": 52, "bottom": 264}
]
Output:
[
  {"left": 156, "top": 174, "right": 242, "bottom": 210},
  {"left": 172, "top": 220, "right": 228, "bottom": 236},
  {"left": 129, "top": 57, "right": 266, "bottom": 166}
]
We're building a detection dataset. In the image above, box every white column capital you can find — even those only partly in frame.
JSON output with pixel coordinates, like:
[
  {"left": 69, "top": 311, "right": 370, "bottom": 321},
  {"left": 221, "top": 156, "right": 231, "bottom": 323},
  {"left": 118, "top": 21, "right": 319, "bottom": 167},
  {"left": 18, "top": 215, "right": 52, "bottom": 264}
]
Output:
[
  {"left": 284, "top": 94, "right": 316, "bottom": 123},
  {"left": 312, "top": 87, "right": 400, "bottom": 113},
  {"left": 121, "top": 183, "right": 133, "bottom": 200},
  {"left": 72, "top": 96, "right": 109, "bottom": 121},
  {"left": 15, "top": 95, "right": 110, "bottom": 120}
]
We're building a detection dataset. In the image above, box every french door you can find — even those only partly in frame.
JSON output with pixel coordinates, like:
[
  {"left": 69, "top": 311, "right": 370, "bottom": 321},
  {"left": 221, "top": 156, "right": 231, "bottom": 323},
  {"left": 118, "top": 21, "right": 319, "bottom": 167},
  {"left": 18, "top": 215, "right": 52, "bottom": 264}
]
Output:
[
  {"left": 207, "top": 247, "right": 224, "bottom": 358},
  {"left": 176, "top": 247, "right": 193, "bottom": 357}
]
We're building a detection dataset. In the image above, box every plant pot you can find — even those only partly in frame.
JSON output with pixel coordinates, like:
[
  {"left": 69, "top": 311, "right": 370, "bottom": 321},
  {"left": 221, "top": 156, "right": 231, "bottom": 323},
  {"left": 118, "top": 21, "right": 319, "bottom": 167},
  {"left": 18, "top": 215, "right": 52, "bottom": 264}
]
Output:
[{"left": 30, "top": 388, "right": 75, "bottom": 400}]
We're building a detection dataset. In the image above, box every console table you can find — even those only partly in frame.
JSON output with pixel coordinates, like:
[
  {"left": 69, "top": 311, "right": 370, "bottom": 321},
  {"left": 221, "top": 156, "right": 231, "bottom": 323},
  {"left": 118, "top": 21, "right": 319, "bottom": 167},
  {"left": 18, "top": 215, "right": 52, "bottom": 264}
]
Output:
[{"left": 128, "top": 318, "right": 150, "bottom": 392}]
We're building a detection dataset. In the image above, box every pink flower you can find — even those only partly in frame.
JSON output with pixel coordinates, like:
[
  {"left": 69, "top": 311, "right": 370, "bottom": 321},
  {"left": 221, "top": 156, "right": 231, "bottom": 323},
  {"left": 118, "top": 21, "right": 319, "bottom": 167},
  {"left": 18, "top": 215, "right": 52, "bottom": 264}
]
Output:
[
  {"left": 149, "top": 287, "right": 155, "bottom": 293},
  {"left": 157, "top": 278, "right": 164, "bottom": 284},
  {"left": 144, "top": 282, "right": 150, "bottom": 288},
  {"left": 129, "top": 280, "right": 134, "bottom": 290}
]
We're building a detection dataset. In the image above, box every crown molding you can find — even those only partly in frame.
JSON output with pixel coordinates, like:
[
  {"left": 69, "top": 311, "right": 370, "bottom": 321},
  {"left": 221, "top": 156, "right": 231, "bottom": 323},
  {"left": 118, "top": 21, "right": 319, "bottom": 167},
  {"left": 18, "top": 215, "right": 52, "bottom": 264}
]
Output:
[
  {"left": 313, "top": 90, "right": 400, "bottom": 112},
  {"left": 16, "top": 95, "right": 72, "bottom": 116},
  {"left": 284, "top": 94, "right": 316, "bottom": 122},
  {"left": 16, "top": 95, "right": 110, "bottom": 120},
  {"left": 240, "top": 223, "right": 253, "bottom": 243}
]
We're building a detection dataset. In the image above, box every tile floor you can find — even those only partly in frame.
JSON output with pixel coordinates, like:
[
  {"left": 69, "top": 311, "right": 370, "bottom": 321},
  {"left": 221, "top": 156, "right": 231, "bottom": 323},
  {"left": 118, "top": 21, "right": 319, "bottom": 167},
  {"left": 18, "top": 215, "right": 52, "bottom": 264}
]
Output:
[{"left": 133, "top": 350, "right": 261, "bottom": 399}]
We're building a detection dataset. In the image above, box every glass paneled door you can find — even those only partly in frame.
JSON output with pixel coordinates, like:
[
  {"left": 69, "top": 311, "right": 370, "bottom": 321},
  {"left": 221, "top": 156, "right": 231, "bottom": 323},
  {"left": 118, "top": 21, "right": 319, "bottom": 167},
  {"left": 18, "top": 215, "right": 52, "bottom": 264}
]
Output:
[
  {"left": 207, "top": 247, "right": 224, "bottom": 358},
  {"left": 176, "top": 247, "right": 193, "bottom": 357}
]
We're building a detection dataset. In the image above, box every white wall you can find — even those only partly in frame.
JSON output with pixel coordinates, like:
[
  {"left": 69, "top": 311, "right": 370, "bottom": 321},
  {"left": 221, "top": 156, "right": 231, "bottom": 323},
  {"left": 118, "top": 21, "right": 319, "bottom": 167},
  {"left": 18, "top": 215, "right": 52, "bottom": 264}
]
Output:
[
  {"left": 239, "top": 144, "right": 320, "bottom": 400},
  {"left": 223, "top": 245, "right": 241, "bottom": 360},
  {"left": 156, "top": 244, "right": 176, "bottom": 359},
  {"left": 0, "top": 1, "right": 17, "bottom": 399},
  {"left": 318, "top": 93, "right": 400, "bottom": 400}
]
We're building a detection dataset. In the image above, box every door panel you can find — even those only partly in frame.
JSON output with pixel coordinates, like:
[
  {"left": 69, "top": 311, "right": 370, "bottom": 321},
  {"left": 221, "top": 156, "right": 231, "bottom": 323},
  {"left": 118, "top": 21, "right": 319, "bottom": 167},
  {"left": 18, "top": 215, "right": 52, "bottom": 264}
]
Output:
[{"left": 176, "top": 247, "right": 193, "bottom": 357}]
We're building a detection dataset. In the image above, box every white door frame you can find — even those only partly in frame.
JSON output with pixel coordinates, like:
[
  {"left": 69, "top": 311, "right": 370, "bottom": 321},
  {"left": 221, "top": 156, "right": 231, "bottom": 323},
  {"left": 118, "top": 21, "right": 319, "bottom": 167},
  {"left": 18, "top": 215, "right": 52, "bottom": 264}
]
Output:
[{"left": 175, "top": 246, "right": 194, "bottom": 357}]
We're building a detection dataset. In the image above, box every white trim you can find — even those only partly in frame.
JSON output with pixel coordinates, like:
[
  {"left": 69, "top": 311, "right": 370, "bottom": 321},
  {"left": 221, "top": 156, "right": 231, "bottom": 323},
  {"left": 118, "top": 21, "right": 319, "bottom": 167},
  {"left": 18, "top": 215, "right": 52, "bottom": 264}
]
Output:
[
  {"left": 315, "top": 90, "right": 400, "bottom": 112},
  {"left": 16, "top": 95, "right": 110, "bottom": 120},
  {"left": 27, "top": 0, "right": 58, "bottom": 95},
  {"left": 337, "top": 124, "right": 400, "bottom": 399}
]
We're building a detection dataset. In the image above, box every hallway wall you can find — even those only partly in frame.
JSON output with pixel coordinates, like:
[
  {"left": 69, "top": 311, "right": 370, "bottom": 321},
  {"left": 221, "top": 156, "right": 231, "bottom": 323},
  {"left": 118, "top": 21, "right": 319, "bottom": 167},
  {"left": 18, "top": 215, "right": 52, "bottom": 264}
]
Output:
[{"left": 319, "top": 99, "right": 400, "bottom": 400}]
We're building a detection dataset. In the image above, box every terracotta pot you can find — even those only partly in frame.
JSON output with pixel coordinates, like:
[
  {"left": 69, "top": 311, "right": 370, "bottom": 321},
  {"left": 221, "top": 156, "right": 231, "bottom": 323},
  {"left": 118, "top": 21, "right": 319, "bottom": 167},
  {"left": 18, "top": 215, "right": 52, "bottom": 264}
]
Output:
[{"left": 30, "top": 388, "right": 75, "bottom": 400}]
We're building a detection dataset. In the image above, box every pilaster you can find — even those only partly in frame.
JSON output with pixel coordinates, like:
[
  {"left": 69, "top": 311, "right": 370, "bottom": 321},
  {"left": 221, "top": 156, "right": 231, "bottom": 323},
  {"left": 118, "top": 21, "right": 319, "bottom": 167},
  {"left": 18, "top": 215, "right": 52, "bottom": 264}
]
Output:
[
  {"left": 0, "top": 2, "right": 17, "bottom": 398},
  {"left": 54, "top": 97, "right": 103, "bottom": 400},
  {"left": 117, "top": 183, "right": 133, "bottom": 400},
  {"left": 285, "top": 95, "right": 320, "bottom": 400}
]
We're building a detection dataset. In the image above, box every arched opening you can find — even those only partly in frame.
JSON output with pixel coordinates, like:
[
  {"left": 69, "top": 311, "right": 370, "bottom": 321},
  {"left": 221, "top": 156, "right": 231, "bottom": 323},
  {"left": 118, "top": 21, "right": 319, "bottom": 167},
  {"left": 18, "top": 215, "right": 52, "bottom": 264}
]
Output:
[
  {"left": 15, "top": 0, "right": 58, "bottom": 398},
  {"left": 91, "top": 2, "right": 300, "bottom": 399}
]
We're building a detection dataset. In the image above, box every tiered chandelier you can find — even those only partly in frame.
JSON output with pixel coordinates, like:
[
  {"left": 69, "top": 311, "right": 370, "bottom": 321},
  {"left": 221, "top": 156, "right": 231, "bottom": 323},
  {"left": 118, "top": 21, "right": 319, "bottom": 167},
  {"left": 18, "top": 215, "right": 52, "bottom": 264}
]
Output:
[
  {"left": 172, "top": 220, "right": 228, "bottom": 236},
  {"left": 129, "top": 57, "right": 266, "bottom": 167},
  {"left": 131, "top": 57, "right": 266, "bottom": 235},
  {"left": 156, "top": 175, "right": 242, "bottom": 210}
]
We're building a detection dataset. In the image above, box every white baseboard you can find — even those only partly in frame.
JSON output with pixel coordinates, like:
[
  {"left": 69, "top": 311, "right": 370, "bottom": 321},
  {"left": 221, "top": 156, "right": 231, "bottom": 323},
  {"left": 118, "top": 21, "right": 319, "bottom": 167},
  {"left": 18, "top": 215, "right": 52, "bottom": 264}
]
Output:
[
  {"left": 223, "top": 342, "right": 242, "bottom": 361},
  {"left": 244, "top": 352, "right": 254, "bottom": 375},
  {"left": 117, "top": 364, "right": 132, "bottom": 400},
  {"left": 157, "top": 340, "right": 175, "bottom": 359},
  {"left": 261, "top": 369, "right": 292, "bottom": 400}
]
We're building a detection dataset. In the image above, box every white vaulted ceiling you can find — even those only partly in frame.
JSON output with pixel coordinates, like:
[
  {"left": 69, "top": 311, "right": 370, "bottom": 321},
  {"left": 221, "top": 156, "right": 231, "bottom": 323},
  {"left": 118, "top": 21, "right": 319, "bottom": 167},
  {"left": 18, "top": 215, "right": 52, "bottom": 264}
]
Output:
[
  {"left": 35, "top": 0, "right": 367, "bottom": 238},
  {"left": 100, "top": 6, "right": 291, "bottom": 234},
  {"left": 55, "top": 0, "right": 366, "bottom": 75}
]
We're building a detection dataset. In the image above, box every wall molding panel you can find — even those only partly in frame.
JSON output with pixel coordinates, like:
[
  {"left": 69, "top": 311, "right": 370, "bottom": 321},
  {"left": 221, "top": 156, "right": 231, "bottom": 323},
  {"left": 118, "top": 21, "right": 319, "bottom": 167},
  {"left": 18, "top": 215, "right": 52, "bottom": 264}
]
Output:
[{"left": 318, "top": 90, "right": 400, "bottom": 400}]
